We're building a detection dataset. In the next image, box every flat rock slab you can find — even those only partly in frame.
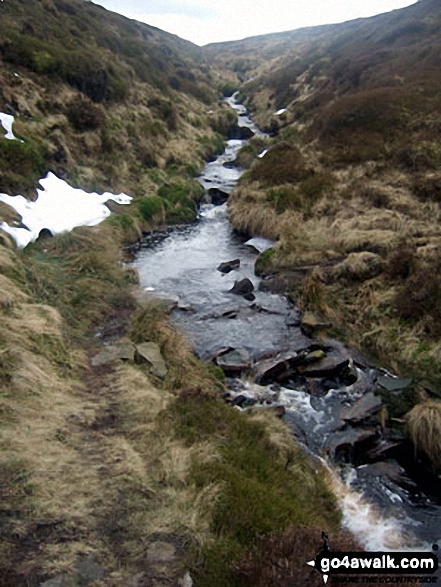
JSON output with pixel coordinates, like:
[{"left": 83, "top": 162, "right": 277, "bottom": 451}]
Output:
[
  {"left": 296, "top": 347, "right": 351, "bottom": 378},
  {"left": 216, "top": 348, "right": 250, "bottom": 375},
  {"left": 377, "top": 376, "right": 413, "bottom": 392},
  {"left": 244, "top": 237, "right": 274, "bottom": 254},
  {"left": 135, "top": 342, "right": 167, "bottom": 379},
  {"left": 341, "top": 392, "right": 382, "bottom": 423},
  {"left": 326, "top": 428, "right": 378, "bottom": 459},
  {"left": 91, "top": 343, "right": 135, "bottom": 367}
]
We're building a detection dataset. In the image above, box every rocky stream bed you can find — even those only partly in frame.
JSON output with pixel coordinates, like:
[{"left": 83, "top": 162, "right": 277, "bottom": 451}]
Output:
[{"left": 132, "top": 95, "right": 441, "bottom": 555}]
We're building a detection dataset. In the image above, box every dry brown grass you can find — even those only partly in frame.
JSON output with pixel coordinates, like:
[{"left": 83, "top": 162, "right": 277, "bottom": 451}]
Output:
[{"left": 407, "top": 400, "right": 441, "bottom": 470}]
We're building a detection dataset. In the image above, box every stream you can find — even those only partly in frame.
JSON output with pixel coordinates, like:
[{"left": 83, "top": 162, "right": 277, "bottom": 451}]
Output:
[{"left": 133, "top": 95, "right": 441, "bottom": 555}]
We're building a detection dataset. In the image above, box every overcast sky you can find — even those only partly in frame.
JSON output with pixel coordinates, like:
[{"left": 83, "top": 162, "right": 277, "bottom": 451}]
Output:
[{"left": 91, "top": 0, "right": 418, "bottom": 46}]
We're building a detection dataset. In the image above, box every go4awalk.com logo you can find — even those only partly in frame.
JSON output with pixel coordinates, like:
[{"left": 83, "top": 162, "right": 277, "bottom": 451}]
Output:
[{"left": 307, "top": 533, "right": 439, "bottom": 585}]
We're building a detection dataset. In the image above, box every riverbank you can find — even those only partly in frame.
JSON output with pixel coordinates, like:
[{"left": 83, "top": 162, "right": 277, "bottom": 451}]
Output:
[{"left": 0, "top": 200, "right": 351, "bottom": 586}]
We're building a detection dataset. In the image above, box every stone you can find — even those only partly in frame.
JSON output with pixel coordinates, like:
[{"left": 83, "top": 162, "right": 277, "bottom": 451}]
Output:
[
  {"left": 232, "top": 394, "right": 257, "bottom": 408},
  {"left": 300, "top": 311, "right": 331, "bottom": 337},
  {"left": 208, "top": 187, "right": 229, "bottom": 205},
  {"left": 341, "top": 392, "right": 383, "bottom": 423},
  {"left": 91, "top": 342, "right": 135, "bottom": 367},
  {"left": 229, "top": 278, "right": 254, "bottom": 295},
  {"left": 178, "top": 572, "right": 193, "bottom": 587},
  {"left": 253, "top": 351, "right": 299, "bottom": 385},
  {"left": 326, "top": 428, "right": 378, "bottom": 460},
  {"left": 243, "top": 293, "right": 256, "bottom": 302},
  {"left": 216, "top": 348, "right": 250, "bottom": 375},
  {"left": 221, "top": 308, "right": 239, "bottom": 319},
  {"left": 76, "top": 556, "right": 105, "bottom": 584},
  {"left": 296, "top": 348, "right": 350, "bottom": 378},
  {"left": 358, "top": 462, "right": 417, "bottom": 491},
  {"left": 135, "top": 343, "right": 167, "bottom": 379},
  {"left": 217, "top": 259, "right": 240, "bottom": 273},
  {"left": 146, "top": 541, "right": 176, "bottom": 564},
  {"left": 36, "top": 228, "right": 53, "bottom": 241},
  {"left": 377, "top": 376, "right": 413, "bottom": 392}
]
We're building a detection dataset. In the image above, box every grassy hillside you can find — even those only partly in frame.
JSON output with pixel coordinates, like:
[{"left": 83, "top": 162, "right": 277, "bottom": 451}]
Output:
[
  {"left": 207, "top": 0, "right": 441, "bottom": 393},
  {"left": 0, "top": 0, "right": 238, "bottom": 201},
  {"left": 0, "top": 2, "right": 349, "bottom": 585}
]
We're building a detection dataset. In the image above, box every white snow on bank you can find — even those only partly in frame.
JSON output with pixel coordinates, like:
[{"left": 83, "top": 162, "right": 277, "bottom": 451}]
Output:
[
  {"left": 0, "top": 112, "right": 22, "bottom": 141},
  {"left": 258, "top": 149, "right": 268, "bottom": 159},
  {"left": 0, "top": 172, "right": 132, "bottom": 247},
  {"left": 275, "top": 108, "right": 287, "bottom": 116}
]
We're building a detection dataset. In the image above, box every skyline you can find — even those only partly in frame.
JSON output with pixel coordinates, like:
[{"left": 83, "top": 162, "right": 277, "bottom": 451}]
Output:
[{"left": 91, "top": 0, "right": 418, "bottom": 46}]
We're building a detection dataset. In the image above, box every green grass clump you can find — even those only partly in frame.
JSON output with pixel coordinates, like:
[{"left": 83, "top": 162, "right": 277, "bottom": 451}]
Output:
[
  {"left": 135, "top": 196, "right": 166, "bottom": 223},
  {"left": 158, "top": 181, "right": 203, "bottom": 224},
  {"left": 166, "top": 393, "right": 340, "bottom": 586},
  {"left": 254, "top": 247, "right": 276, "bottom": 275},
  {"left": 0, "top": 137, "right": 48, "bottom": 194}
]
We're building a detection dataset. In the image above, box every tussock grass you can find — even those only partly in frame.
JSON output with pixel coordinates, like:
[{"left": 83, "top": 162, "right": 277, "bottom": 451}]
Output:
[{"left": 407, "top": 400, "right": 441, "bottom": 470}]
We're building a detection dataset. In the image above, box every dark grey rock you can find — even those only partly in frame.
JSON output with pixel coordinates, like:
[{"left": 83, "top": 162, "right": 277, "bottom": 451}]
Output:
[
  {"left": 377, "top": 376, "right": 413, "bottom": 392},
  {"left": 243, "top": 292, "right": 256, "bottom": 301},
  {"left": 76, "top": 556, "right": 105, "bottom": 585},
  {"left": 215, "top": 348, "right": 250, "bottom": 375},
  {"left": 217, "top": 259, "right": 240, "bottom": 273},
  {"left": 341, "top": 392, "right": 383, "bottom": 423},
  {"left": 229, "top": 278, "right": 254, "bottom": 295},
  {"left": 208, "top": 187, "right": 229, "bottom": 205},
  {"left": 326, "top": 428, "right": 378, "bottom": 460}
]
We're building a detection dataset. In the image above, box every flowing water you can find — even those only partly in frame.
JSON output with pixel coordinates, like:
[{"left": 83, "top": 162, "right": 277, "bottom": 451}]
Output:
[{"left": 133, "top": 95, "right": 441, "bottom": 555}]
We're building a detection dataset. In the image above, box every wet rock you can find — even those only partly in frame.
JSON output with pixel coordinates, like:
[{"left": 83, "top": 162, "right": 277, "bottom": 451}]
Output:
[
  {"left": 296, "top": 347, "right": 351, "bottom": 379},
  {"left": 228, "top": 124, "right": 254, "bottom": 140},
  {"left": 177, "top": 302, "right": 194, "bottom": 312},
  {"left": 326, "top": 428, "right": 378, "bottom": 461},
  {"left": 215, "top": 348, "right": 250, "bottom": 376},
  {"left": 221, "top": 308, "right": 239, "bottom": 319},
  {"left": 39, "top": 576, "right": 76, "bottom": 587},
  {"left": 358, "top": 462, "right": 417, "bottom": 491},
  {"left": 365, "top": 439, "right": 404, "bottom": 462},
  {"left": 135, "top": 343, "right": 167, "bottom": 379},
  {"left": 91, "top": 342, "right": 135, "bottom": 367},
  {"left": 217, "top": 259, "right": 240, "bottom": 273},
  {"left": 245, "top": 237, "right": 274, "bottom": 254},
  {"left": 243, "top": 293, "right": 256, "bottom": 302},
  {"left": 232, "top": 395, "right": 258, "bottom": 408},
  {"left": 377, "top": 376, "right": 413, "bottom": 392},
  {"left": 208, "top": 187, "right": 229, "bottom": 205},
  {"left": 300, "top": 311, "right": 331, "bottom": 337},
  {"left": 341, "top": 392, "right": 383, "bottom": 424},
  {"left": 253, "top": 351, "right": 299, "bottom": 385},
  {"left": 229, "top": 278, "right": 254, "bottom": 295}
]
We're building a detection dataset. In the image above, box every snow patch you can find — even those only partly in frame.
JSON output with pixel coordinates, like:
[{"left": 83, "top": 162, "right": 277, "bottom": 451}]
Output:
[
  {"left": 0, "top": 172, "right": 132, "bottom": 247},
  {"left": 0, "top": 112, "right": 23, "bottom": 141},
  {"left": 275, "top": 108, "right": 287, "bottom": 116}
]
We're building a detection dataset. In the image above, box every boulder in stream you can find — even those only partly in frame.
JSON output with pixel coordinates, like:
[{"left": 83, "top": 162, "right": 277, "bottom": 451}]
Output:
[
  {"left": 229, "top": 278, "right": 254, "bottom": 295},
  {"left": 215, "top": 348, "right": 250, "bottom": 376},
  {"left": 208, "top": 187, "right": 229, "bottom": 205},
  {"left": 326, "top": 428, "right": 379, "bottom": 461},
  {"left": 341, "top": 392, "right": 383, "bottom": 424},
  {"left": 217, "top": 259, "right": 240, "bottom": 273}
]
